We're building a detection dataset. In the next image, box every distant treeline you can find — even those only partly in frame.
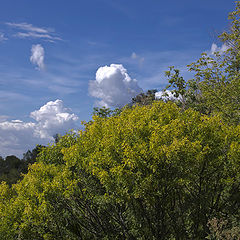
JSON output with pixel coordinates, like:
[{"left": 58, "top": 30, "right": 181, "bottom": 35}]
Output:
[{"left": 0, "top": 145, "right": 43, "bottom": 185}]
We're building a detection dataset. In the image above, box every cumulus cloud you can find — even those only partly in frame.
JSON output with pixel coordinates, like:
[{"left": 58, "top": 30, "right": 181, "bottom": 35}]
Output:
[
  {"left": 30, "top": 44, "right": 45, "bottom": 70},
  {"left": 89, "top": 64, "right": 142, "bottom": 108},
  {"left": 0, "top": 100, "right": 78, "bottom": 157},
  {"left": 210, "top": 43, "right": 229, "bottom": 55},
  {"left": 5, "top": 22, "right": 62, "bottom": 41},
  {"left": 155, "top": 90, "right": 182, "bottom": 101},
  {"left": 31, "top": 100, "right": 78, "bottom": 139}
]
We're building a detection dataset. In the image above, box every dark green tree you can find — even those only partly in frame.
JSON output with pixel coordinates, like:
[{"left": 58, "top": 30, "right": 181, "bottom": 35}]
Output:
[
  {"left": 131, "top": 89, "right": 157, "bottom": 106},
  {"left": 23, "top": 145, "right": 44, "bottom": 164},
  {"left": 92, "top": 106, "right": 121, "bottom": 118}
]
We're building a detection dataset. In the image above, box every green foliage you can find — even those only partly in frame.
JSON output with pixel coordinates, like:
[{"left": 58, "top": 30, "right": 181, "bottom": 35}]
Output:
[
  {"left": 23, "top": 145, "right": 44, "bottom": 164},
  {"left": 162, "top": 2, "right": 240, "bottom": 125},
  {"left": 1, "top": 101, "right": 239, "bottom": 239},
  {"left": 164, "top": 51, "right": 240, "bottom": 124},
  {"left": 220, "top": 1, "right": 240, "bottom": 57},
  {"left": 67, "top": 102, "right": 240, "bottom": 239},
  {"left": 165, "top": 67, "right": 186, "bottom": 101},
  {"left": 207, "top": 217, "right": 240, "bottom": 240},
  {"left": 131, "top": 89, "right": 157, "bottom": 106},
  {"left": 187, "top": 51, "right": 240, "bottom": 124},
  {"left": 0, "top": 182, "right": 16, "bottom": 240},
  {"left": 0, "top": 155, "right": 26, "bottom": 185},
  {"left": 0, "top": 146, "right": 44, "bottom": 185},
  {"left": 93, "top": 106, "right": 121, "bottom": 118}
]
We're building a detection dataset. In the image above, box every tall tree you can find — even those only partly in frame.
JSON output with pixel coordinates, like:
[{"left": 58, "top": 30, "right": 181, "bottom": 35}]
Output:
[{"left": 162, "top": 2, "right": 240, "bottom": 125}]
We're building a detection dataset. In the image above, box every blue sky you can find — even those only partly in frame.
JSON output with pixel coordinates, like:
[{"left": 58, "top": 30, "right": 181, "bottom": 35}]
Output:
[{"left": 0, "top": 0, "right": 235, "bottom": 156}]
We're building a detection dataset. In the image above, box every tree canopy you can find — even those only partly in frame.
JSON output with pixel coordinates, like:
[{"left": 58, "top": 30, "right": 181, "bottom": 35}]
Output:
[{"left": 0, "top": 101, "right": 240, "bottom": 239}]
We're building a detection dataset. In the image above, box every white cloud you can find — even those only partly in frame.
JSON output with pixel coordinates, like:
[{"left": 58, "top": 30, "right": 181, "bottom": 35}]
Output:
[
  {"left": 131, "top": 52, "right": 137, "bottom": 59},
  {"left": 155, "top": 90, "right": 181, "bottom": 101},
  {"left": 210, "top": 43, "right": 229, "bottom": 55},
  {"left": 30, "top": 44, "right": 45, "bottom": 70},
  {"left": 15, "top": 32, "right": 62, "bottom": 42},
  {"left": 0, "top": 33, "right": 7, "bottom": 42},
  {"left": 31, "top": 99, "right": 78, "bottom": 139},
  {"left": 0, "top": 100, "right": 78, "bottom": 157},
  {"left": 131, "top": 52, "right": 144, "bottom": 65},
  {"left": 5, "top": 22, "right": 62, "bottom": 41},
  {"left": 6, "top": 22, "right": 50, "bottom": 33},
  {"left": 0, "top": 120, "right": 36, "bottom": 157},
  {"left": 89, "top": 64, "right": 142, "bottom": 108}
]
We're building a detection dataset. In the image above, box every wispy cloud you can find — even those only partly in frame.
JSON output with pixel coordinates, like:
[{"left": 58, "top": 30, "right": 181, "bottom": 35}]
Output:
[
  {"left": 6, "top": 22, "right": 50, "bottom": 33},
  {"left": 16, "top": 32, "right": 61, "bottom": 41},
  {"left": 0, "top": 53, "right": 86, "bottom": 98},
  {"left": 30, "top": 44, "right": 45, "bottom": 70},
  {"left": 119, "top": 49, "right": 201, "bottom": 91},
  {"left": 131, "top": 52, "right": 144, "bottom": 65},
  {"left": 0, "top": 33, "right": 7, "bottom": 42},
  {"left": 5, "top": 22, "right": 62, "bottom": 42}
]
